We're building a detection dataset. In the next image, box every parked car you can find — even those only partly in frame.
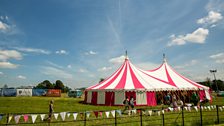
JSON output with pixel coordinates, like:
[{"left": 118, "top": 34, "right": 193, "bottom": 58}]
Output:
[{"left": 68, "top": 90, "right": 82, "bottom": 98}]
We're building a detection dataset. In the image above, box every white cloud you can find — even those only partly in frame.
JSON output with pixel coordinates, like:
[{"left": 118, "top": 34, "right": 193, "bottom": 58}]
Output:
[
  {"left": 79, "top": 68, "right": 88, "bottom": 73},
  {"left": 85, "top": 50, "right": 97, "bottom": 55},
  {"left": 0, "top": 71, "right": 4, "bottom": 75},
  {"left": 17, "top": 75, "right": 26, "bottom": 79},
  {"left": 0, "top": 21, "right": 9, "bottom": 31},
  {"left": 42, "top": 66, "right": 73, "bottom": 79},
  {"left": 206, "top": 0, "right": 224, "bottom": 12},
  {"left": 109, "top": 55, "right": 126, "bottom": 64},
  {"left": 174, "top": 60, "right": 198, "bottom": 69},
  {"left": 13, "top": 47, "right": 51, "bottom": 55},
  {"left": 46, "top": 61, "right": 63, "bottom": 69},
  {"left": 0, "top": 61, "right": 19, "bottom": 69},
  {"left": 210, "top": 52, "right": 224, "bottom": 63},
  {"left": 0, "top": 50, "right": 22, "bottom": 61},
  {"left": 197, "top": 11, "right": 223, "bottom": 25},
  {"left": 67, "top": 64, "right": 72, "bottom": 68},
  {"left": 97, "top": 66, "right": 112, "bottom": 72},
  {"left": 55, "top": 50, "right": 68, "bottom": 55},
  {"left": 168, "top": 28, "right": 209, "bottom": 46}
]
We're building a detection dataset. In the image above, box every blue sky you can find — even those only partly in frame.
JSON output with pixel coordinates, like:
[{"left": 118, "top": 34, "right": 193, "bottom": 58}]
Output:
[{"left": 0, "top": 0, "right": 224, "bottom": 88}]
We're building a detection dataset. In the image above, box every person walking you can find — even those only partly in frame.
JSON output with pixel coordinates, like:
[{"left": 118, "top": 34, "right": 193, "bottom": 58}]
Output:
[
  {"left": 129, "top": 96, "right": 135, "bottom": 110},
  {"left": 48, "top": 100, "right": 54, "bottom": 123},
  {"left": 122, "top": 97, "right": 129, "bottom": 114}
]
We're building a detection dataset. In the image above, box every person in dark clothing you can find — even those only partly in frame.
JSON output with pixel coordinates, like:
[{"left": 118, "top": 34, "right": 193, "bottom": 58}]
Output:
[
  {"left": 129, "top": 96, "right": 135, "bottom": 109},
  {"left": 191, "top": 92, "right": 199, "bottom": 106},
  {"left": 122, "top": 97, "right": 129, "bottom": 113},
  {"left": 48, "top": 100, "right": 54, "bottom": 121}
]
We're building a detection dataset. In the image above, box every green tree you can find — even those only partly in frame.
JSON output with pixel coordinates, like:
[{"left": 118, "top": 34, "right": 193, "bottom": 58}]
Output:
[
  {"left": 55, "top": 80, "right": 64, "bottom": 89},
  {"left": 35, "top": 80, "right": 54, "bottom": 89}
]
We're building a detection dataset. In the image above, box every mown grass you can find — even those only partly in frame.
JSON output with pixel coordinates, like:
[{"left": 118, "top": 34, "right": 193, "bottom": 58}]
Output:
[{"left": 0, "top": 93, "right": 224, "bottom": 126}]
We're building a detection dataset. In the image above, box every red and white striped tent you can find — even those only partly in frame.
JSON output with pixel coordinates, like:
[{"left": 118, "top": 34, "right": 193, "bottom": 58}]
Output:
[{"left": 84, "top": 56, "right": 211, "bottom": 106}]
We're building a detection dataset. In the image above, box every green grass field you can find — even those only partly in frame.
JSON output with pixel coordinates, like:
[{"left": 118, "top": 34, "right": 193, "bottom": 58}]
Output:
[{"left": 0, "top": 93, "right": 224, "bottom": 126}]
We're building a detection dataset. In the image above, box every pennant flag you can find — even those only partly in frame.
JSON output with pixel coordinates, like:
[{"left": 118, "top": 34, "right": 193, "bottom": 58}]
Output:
[
  {"left": 148, "top": 110, "right": 152, "bottom": 116},
  {"left": 73, "top": 113, "right": 78, "bottom": 120},
  {"left": 162, "top": 110, "right": 165, "bottom": 114},
  {"left": 211, "top": 106, "right": 214, "bottom": 109},
  {"left": 219, "top": 107, "right": 223, "bottom": 111},
  {"left": 54, "top": 113, "right": 59, "bottom": 120},
  {"left": 8, "top": 115, "right": 13, "bottom": 123},
  {"left": 0, "top": 114, "right": 3, "bottom": 121},
  {"left": 143, "top": 110, "right": 147, "bottom": 115},
  {"left": 128, "top": 110, "right": 131, "bottom": 116},
  {"left": 111, "top": 110, "right": 115, "bottom": 117},
  {"left": 207, "top": 106, "right": 211, "bottom": 111},
  {"left": 31, "top": 115, "right": 37, "bottom": 124},
  {"left": 67, "top": 113, "right": 70, "bottom": 118},
  {"left": 80, "top": 113, "right": 83, "bottom": 119},
  {"left": 178, "top": 107, "right": 181, "bottom": 111},
  {"left": 201, "top": 106, "right": 203, "bottom": 110},
  {"left": 23, "top": 114, "right": 29, "bottom": 122},
  {"left": 133, "top": 109, "right": 137, "bottom": 114},
  {"left": 94, "top": 111, "right": 99, "bottom": 118},
  {"left": 184, "top": 107, "right": 187, "bottom": 111},
  {"left": 204, "top": 106, "right": 207, "bottom": 110},
  {"left": 157, "top": 111, "right": 160, "bottom": 116},
  {"left": 116, "top": 110, "right": 122, "bottom": 116},
  {"left": 214, "top": 105, "right": 216, "bottom": 109},
  {"left": 14, "top": 115, "right": 21, "bottom": 124},
  {"left": 99, "top": 111, "right": 103, "bottom": 117},
  {"left": 86, "top": 112, "right": 91, "bottom": 118},
  {"left": 40, "top": 114, "right": 46, "bottom": 121},
  {"left": 188, "top": 107, "right": 191, "bottom": 112},
  {"left": 60, "top": 112, "right": 66, "bottom": 121},
  {"left": 222, "top": 106, "right": 224, "bottom": 109},
  {"left": 194, "top": 106, "right": 198, "bottom": 112},
  {"left": 105, "top": 111, "right": 110, "bottom": 118}
]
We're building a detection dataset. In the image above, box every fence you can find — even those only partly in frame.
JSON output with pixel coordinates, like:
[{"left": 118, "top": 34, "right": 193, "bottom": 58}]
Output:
[{"left": 0, "top": 104, "right": 224, "bottom": 126}]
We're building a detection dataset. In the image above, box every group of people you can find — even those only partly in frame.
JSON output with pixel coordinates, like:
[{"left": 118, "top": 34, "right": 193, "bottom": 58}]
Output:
[
  {"left": 159, "top": 91, "right": 201, "bottom": 108},
  {"left": 123, "top": 96, "right": 135, "bottom": 113}
]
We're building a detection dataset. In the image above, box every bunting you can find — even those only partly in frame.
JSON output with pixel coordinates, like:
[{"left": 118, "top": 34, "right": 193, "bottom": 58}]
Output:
[
  {"left": 207, "top": 106, "right": 211, "bottom": 111},
  {"left": 54, "top": 113, "right": 59, "bottom": 120},
  {"left": 148, "top": 110, "right": 152, "bottom": 116},
  {"left": 40, "top": 114, "right": 46, "bottom": 121},
  {"left": 23, "top": 114, "right": 29, "bottom": 122},
  {"left": 194, "top": 106, "right": 198, "bottom": 112},
  {"left": 111, "top": 110, "right": 115, "bottom": 117},
  {"left": 73, "top": 113, "right": 78, "bottom": 120},
  {"left": 188, "top": 107, "right": 191, "bottom": 112},
  {"left": 94, "top": 111, "right": 99, "bottom": 118},
  {"left": 67, "top": 113, "right": 70, "bottom": 118},
  {"left": 8, "top": 115, "right": 13, "bottom": 123},
  {"left": 14, "top": 115, "right": 21, "bottom": 124},
  {"left": 105, "top": 111, "right": 110, "bottom": 118},
  {"left": 86, "top": 112, "right": 91, "bottom": 118},
  {"left": 219, "top": 107, "right": 223, "bottom": 111},
  {"left": 99, "top": 111, "right": 103, "bottom": 117},
  {"left": 201, "top": 106, "right": 204, "bottom": 110},
  {"left": 31, "top": 114, "right": 37, "bottom": 124},
  {"left": 60, "top": 112, "right": 66, "bottom": 121},
  {"left": 157, "top": 111, "right": 160, "bottom": 116},
  {"left": 116, "top": 110, "right": 122, "bottom": 116},
  {"left": 211, "top": 106, "right": 214, "bottom": 109}
]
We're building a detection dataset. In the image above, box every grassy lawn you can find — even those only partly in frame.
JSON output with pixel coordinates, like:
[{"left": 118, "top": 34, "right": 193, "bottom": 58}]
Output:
[{"left": 0, "top": 93, "right": 223, "bottom": 126}]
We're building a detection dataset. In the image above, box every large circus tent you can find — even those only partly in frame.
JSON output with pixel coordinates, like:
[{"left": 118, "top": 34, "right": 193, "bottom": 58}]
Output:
[{"left": 84, "top": 54, "right": 211, "bottom": 106}]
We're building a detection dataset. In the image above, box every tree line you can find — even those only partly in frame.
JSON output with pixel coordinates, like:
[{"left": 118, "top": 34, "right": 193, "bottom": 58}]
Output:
[
  {"left": 34, "top": 80, "right": 71, "bottom": 93},
  {"left": 198, "top": 78, "right": 224, "bottom": 91}
]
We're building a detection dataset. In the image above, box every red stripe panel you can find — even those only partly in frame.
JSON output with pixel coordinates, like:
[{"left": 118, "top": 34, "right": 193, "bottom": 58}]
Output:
[
  {"left": 168, "top": 64, "right": 203, "bottom": 88},
  {"left": 97, "top": 62, "right": 126, "bottom": 89},
  {"left": 115, "top": 62, "right": 128, "bottom": 89},
  {"left": 165, "top": 64, "right": 177, "bottom": 87},
  {"left": 128, "top": 62, "right": 145, "bottom": 88},
  {"left": 89, "top": 62, "right": 126, "bottom": 89}
]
